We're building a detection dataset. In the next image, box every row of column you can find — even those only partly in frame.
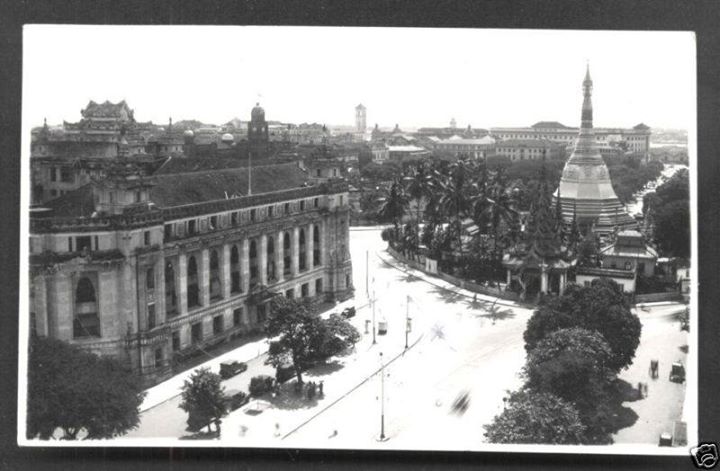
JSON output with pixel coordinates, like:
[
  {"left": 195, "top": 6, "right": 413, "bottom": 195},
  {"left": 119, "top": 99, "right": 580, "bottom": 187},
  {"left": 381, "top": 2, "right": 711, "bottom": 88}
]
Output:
[{"left": 163, "top": 221, "right": 324, "bottom": 319}]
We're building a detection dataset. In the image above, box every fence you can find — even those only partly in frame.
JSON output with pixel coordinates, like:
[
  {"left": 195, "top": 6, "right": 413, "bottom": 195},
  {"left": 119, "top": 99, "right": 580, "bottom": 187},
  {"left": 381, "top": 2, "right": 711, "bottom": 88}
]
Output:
[
  {"left": 387, "top": 246, "right": 520, "bottom": 302},
  {"left": 635, "top": 291, "right": 682, "bottom": 304}
]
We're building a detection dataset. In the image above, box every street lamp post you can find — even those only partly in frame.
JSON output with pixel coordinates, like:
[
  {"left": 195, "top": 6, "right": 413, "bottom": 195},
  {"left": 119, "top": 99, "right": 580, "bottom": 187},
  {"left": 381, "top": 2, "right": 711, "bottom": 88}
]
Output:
[
  {"left": 372, "top": 288, "right": 377, "bottom": 345},
  {"left": 379, "top": 352, "right": 386, "bottom": 441},
  {"left": 404, "top": 294, "right": 410, "bottom": 350}
]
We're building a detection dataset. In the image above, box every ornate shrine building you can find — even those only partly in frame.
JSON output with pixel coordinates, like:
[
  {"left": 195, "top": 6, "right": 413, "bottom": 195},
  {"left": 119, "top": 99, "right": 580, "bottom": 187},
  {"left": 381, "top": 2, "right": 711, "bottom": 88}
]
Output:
[{"left": 28, "top": 162, "right": 354, "bottom": 386}]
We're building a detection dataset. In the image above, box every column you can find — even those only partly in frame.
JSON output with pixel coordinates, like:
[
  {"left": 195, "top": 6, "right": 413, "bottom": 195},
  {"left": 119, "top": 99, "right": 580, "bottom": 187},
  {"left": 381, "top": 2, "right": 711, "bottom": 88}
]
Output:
[
  {"left": 156, "top": 258, "right": 166, "bottom": 325},
  {"left": 222, "top": 244, "right": 231, "bottom": 298},
  {"left": 178, "top": 253, "right": 188, "bottom": 316},
  {"left": 52, "top": 273, "right": 73, "bottom": 340},
  {"left": 306, "top": 223, "right": 314, "bottom": 271},
  {"left": 275, "top": 230, "right": 284, "bottom": 282},
  {"left": 540, "top": 265, "right": 548, "bottom": 294},
  {"left": 559, "top": 271, "right": 567, "bottom": 296},
  {"left": 241, "top": 238, "right": 250, "bottom": 293},
  {"left": 259, "top": 234, "right": 268, "bottom": 286},
  {"left": 292, "top": 226, "right": 300, "bottom": 277},
  {"left": 319, "top": 220, "right": 326, "bottom": 266},
  {"left": 506, "top": 268, "right": 512, "bottom": 286},
  {"left": 200, "top": 249, "right": 210, "bottom": 307},
  {"left": 32, "top": 275, "right": 49, "bottom": 337}
]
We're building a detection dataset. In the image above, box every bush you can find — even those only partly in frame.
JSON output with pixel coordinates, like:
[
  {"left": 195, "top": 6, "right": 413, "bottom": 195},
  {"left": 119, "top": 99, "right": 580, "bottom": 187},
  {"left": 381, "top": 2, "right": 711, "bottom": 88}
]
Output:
[{"left": 249, "top": 375, "right": 275, "bottom": 397}]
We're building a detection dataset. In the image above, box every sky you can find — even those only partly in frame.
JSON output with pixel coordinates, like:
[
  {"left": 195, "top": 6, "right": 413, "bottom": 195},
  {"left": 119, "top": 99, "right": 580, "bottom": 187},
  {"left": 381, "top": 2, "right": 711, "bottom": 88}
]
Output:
[{"left": 23, "top": 26, "right": 695, "bottom": 131}]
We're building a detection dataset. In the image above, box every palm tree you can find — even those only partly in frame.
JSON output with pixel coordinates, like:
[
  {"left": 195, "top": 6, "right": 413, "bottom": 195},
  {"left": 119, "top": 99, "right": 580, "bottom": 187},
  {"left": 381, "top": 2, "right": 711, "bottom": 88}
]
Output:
[
  {"left": 437, "top": 160, "right": 474, "bottom": 270},
  {"left": 404, "top": 162, "right": 433, "bottom": 250},
  {"left": 378, "top": 178, "right": 409, "bottom": 244}
]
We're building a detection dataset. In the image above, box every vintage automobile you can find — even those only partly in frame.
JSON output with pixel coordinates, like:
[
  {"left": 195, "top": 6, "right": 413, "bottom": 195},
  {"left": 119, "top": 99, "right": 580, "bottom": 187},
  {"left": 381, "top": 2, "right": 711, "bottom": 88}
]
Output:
[
  {"left": 224, "top": 389, "right": 250, "bottom": 411},
  {"left": 669, "top": 361, "right": 686, "bottom": 383},
  {"left": 658, "top": 432, "right": 673, "bottom": 447},
  {"left": 219, "top": 360, "right": 248, "bottom": 380},
  {"left": 377, "top": 320, "right": 388, "bottom": 335},
  {"left": 341, "top": 306, "right": 356, "bottom": 319}
]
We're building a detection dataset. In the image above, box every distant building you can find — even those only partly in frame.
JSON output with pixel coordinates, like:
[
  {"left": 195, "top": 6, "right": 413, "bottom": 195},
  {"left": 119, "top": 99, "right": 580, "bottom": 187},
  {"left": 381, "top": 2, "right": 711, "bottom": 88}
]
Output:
[
  {"left": 248, "top": 103, "right": 270, "bottom": 158},
  {"left": 599, "top": 229, "right": 658, "bottom": 277},
  {"left": 387, "top": 145, "right": 430, "bottom": 162},
  {"left": 433, "top": 135, "right": 496, "bottom": 159},
  {"left": 490, "top": 121, "right": 651, "bottom": 160},
  {"left": 355, "top": 104, "right": 366, "bottom": 133},
  {"left": 495, "top": 139, "right": 566, "bottom": 161},
  {"left": 371, "top": 143, "right": 390, "bottom": 163}
]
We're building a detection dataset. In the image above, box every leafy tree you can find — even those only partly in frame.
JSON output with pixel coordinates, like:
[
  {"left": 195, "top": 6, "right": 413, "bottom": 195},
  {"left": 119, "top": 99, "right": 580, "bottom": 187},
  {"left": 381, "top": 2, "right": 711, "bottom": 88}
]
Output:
[
  {"left": 378, "top": 178, "right": 409, "bottom": 239},
  {"left": 576, "top": 235, "right": 601, "bottom": 267},
  {"left": 179, "top": 367, "right": 227, "bottom": 435},
  {"left": 484, "top": 390, "right": 585, "bottom": 444},
  {"left": 524, "top": 278, "right": 641, "bottom": 372},
  {"left": 26, "top": 336, "right": 146, "bottom": 440},
  {"left": 265, "top": 297, "right": 359, "bottom": 383},
  {"left": 652, "top": 199, "right": 690, "bottom": 258}
]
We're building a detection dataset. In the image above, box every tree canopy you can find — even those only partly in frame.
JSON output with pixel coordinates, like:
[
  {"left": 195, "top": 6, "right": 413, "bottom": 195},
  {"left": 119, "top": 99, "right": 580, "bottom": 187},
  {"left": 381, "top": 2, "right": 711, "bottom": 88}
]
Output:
[
  {"left": 26, "top": 336, "right": 146, "bottom": 440},
  {"left": 524, "top": 278, "right": 641, "bottom": 372},
  {"left": 179, "top": 367, "right": 227, "bottom": 434},
  {"left": 484, "top": 390, "right": 586, "bottom": 445},
  {"left": 645, "top": 168, "right": 690, "bottom": 259},
  {"left": 265, "top": 297, "right": 359, "bottom": 383}
]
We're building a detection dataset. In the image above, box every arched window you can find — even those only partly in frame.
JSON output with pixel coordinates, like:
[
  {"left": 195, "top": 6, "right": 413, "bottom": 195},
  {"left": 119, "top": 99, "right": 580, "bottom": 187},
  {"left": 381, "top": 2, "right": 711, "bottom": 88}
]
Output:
[
  {"left": 74, "top": 277, "right": 100, "bottom": 338},
  {"left": 249, "top": 240, "right": 258, "bottom": 287},
  {"left": 267, "top": 236, "right": 276, "bottom": 281},
  {"left": 231, "top": 245, "right": 241, "bottom": 293},
  {"left": 187, "top": 255, "right": 200, "bottom": 308},
  {"left": 146, "top": 267, "right": 155, "bottom": 290},
  {"left": 209, "top": 249, "right": 222, "bottom": 301},
  {"left": 283, "top": 232, "right": 291, "bottom": 277},
  {"left": 165, "top": 261, "right": 177, "bottom": 316},
  {"left": 313, "top": 225, "right": 321, "bottom": 267},
  {"left": 299, "top": 229, "right": 306, "bottom": 271}
]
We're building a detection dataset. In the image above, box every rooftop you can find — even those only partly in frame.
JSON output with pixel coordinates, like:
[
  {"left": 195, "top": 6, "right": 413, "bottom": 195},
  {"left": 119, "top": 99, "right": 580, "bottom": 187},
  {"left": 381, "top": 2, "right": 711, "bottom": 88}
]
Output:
[{"left": 496, "top": 139, "right": 562, "bottom": 148}]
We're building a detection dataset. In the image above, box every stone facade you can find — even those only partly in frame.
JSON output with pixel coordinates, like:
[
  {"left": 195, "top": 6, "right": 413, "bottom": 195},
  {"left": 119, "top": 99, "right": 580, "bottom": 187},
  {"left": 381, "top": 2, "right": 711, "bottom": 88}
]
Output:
[{"left": 29, "top": 165, "right": 353, "bottom": 387}]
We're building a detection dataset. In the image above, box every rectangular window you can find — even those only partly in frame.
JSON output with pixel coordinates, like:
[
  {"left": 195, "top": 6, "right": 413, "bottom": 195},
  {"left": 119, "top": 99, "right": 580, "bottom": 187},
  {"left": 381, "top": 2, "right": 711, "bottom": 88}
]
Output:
[
  {"left": 284, "top": 203, "right": 290, "bottom": 214},
  {"left": 134, "top": 190, "right": 142, "bottom": 203},
  {"left": 147, "top": 304, "right": 156, "bottom": 330},
  {"left": 76, "top": 236, "right": 92, "bottom": 252},
  {"left": 188, "top": 220, "right": 196, "bottom": 235},
  {"left": 250, "top": 209, "right": 256, "bottom": 222},
  {"left": 268, "top": 206, "right": 274, "bottom": 218},
  {"left": 94, "top": 235, "right": 99, "bottom": 250},
  {"left": 256, "top": 305, "right": 267, "bottom": 324},
  {"left": 50, "top": 167, "right": 57, "bottom": 182},
  {"left": 30, "top": 312, "right": 37, "bottom": 337},
  {"left": 231, "top": 212, "right": 239, "bottom": 226},
  {"left": 210, "top": 215, "right": 218, "bottom": 230},
  {"left": 144, "top": 231, "right": 151, "bottom": 246},
  {"left": 233, "top": 308, "right": 242, "bottom": 326},
  {"left": 300, "top": 200, "right": 306, "bottom": 211},
  {"left": 154, "top": 348, "right": 163, "bottom": 366},
  {"left": 345, "top": 274, "right": 351, "bottom": 289},
  {"left": 191, "top": 322, "right": 203, "bottom": 344},
  {"left": 286, "top": 289, "right": 294, "bottom": 299},
  {"left": 50, "top": 189, "right": 58, "bottom": 197},
  {"left": 172, "top": 331, "right": 181, "bottom": 351},
  {"left": 301, "top": 283, "right": 309, "bottom": 298},
  {"left": 314, "top": 198, "right": 319, "bottom": 208},
  {"left": 164, "top": 224, "right": 173, "bottom": 240},
  {"left": 68, "top": 237, "right": 73, "bottom": 252},
  {"left": 213, "top": 315, "right": 224, "bottom": 335},
  {"left": 315, "top": 278, "right": 322, "bottom": 294}
]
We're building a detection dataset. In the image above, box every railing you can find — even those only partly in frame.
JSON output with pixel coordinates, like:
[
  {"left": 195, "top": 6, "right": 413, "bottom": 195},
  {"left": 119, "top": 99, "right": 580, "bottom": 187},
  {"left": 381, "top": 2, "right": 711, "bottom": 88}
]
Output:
[{"left": 127, "top": 324, "right": 171, "bottom": 347}]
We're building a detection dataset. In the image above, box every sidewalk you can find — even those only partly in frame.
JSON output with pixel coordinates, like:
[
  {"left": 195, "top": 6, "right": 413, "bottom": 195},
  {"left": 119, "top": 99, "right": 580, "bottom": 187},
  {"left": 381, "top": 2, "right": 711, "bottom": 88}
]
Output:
[
  {"left": 375, "top": 250, "right": 523, "bottom": 310},
  {"left": 139, "top": 297, "right": 360, "bottom": 412}
]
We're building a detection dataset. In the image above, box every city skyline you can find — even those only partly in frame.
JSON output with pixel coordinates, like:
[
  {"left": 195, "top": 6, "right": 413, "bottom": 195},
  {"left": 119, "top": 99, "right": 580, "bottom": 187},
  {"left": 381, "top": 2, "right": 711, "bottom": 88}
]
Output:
[{"left": 23, "top": 26, "right": 694, "bottom": 131}]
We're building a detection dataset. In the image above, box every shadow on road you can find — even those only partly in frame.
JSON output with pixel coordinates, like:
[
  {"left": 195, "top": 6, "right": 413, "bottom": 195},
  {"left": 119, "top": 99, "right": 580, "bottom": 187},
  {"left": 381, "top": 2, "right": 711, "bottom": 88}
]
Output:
[
  {"left": 265, "top": 381, "right": 321, "bottom": 410},
  {"left": 305, "top": 360, "right": 345, "bottom": 378},
  {"left": 430, "top": 285, "right": 464, "bottom": 304},
  {"left": 473, "top": 307, "right": 516, "bottom": 322}
]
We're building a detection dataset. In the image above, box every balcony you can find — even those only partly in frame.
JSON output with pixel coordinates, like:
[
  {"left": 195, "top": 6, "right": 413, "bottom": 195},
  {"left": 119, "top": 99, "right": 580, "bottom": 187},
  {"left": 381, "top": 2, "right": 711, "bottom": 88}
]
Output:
[{"left": 127, "top": 324, "right": 171, "bottom": 347}]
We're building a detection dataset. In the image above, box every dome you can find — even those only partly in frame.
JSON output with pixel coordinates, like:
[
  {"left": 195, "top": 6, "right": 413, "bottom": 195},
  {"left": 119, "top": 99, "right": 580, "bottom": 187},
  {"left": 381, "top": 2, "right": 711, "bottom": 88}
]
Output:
[
  {"left": 183, "top": 129, "right": 194, "bottom": 137},
  {"left": 221, "top": 133, "right": 234, "bottom": 143},
  {"left": 251, "top": 102, "right": 265, "bottom": 121}
]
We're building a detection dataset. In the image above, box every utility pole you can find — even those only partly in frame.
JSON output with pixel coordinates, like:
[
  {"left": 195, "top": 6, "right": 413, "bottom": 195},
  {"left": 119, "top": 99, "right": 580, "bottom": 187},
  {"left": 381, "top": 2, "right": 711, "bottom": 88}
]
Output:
[
  {"left": 404, "top": 294, "right": 410, "bottom": 350},
  {"left": 379, "top": 352, "right": 386, "bottom": 441},
  {"left": 372, "top": 288, "right": 377, "bottom": 345}
]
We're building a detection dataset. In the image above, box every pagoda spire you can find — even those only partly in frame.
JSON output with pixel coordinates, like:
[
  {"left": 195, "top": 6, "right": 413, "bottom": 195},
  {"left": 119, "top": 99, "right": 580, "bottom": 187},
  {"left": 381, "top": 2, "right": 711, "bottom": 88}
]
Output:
[{"left": 581, "top": 62, "right": 593, "bottom": 130}]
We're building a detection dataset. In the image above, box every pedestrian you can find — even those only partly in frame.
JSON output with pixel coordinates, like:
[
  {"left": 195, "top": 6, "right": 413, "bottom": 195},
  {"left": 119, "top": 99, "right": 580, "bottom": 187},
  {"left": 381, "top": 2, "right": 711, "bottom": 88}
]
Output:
[
  {"left": 274, "top": 423, "right": 281, "bottom": 437},
  {"left": 239, "top": 425, "right": 248, "bottom": 437},
  {"left": 319, "top": 380, "right": 324, "bottom": 397},
  {"left": 329, "top": 429, "right": 338, "bottom": 439},
  {"left": 472, "top": 294, "right": 477, "bottom": 305},
  {"left": 637, "top": 382, "right": 643, "bottom": 399}
]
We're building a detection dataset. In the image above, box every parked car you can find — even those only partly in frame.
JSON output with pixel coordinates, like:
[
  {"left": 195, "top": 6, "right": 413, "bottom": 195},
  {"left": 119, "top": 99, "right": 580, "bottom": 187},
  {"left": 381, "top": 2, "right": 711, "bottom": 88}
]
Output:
[
  {"left": 658, "top": 432, "right": 673, "bottom": 447},
  {"left": 341, "top": 306, "right": 356, "bottom": 319},
  {"left": 669, "top": 361, "right": 685, "bottom": 383},
  {"left": 225, "top": 389, "right": 249, "bottom": 411},
  {"left": 219, "top": 360, "right": 248, "bottom": 380},
  {"left": 378, "top": 320, "right": 388, "bottom": 335}
]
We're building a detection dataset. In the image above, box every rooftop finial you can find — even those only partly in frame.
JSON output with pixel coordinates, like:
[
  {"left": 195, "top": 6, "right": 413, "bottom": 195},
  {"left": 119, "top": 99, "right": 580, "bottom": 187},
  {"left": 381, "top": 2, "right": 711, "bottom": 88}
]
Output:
[{"left": 584, "top": 61, "right": 592, "bottom": 84}]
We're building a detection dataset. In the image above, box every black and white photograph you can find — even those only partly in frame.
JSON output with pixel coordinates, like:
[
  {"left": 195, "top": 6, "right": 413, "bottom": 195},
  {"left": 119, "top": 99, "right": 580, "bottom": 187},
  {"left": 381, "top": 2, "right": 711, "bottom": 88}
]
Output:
[{"left": 17, "top": 25, "right": 697, "bottom": 455}]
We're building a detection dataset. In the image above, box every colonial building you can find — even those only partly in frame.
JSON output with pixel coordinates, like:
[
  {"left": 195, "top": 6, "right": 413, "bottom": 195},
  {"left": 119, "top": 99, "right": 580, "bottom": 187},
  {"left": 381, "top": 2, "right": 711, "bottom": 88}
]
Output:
[
  {"left": 433, "top": 135, "right": 496, "bottom": 160},
  {"left": 28, "top": 162, "right": 354, "bottom": 386},
  {"left": 490, "top": 121, "right": 651, "bottom": 160},
  {"left": 248, "top": 103, "right": 270, "bottom": 158},
  {"left": 553, "top": 65, "right": 637, "bottom": 235},
  {"left": 30, "top": 100, "right": 158, "bottom": 204},
  {"left": 495, "top": 139, "right": 566, "bottom": 161}
]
